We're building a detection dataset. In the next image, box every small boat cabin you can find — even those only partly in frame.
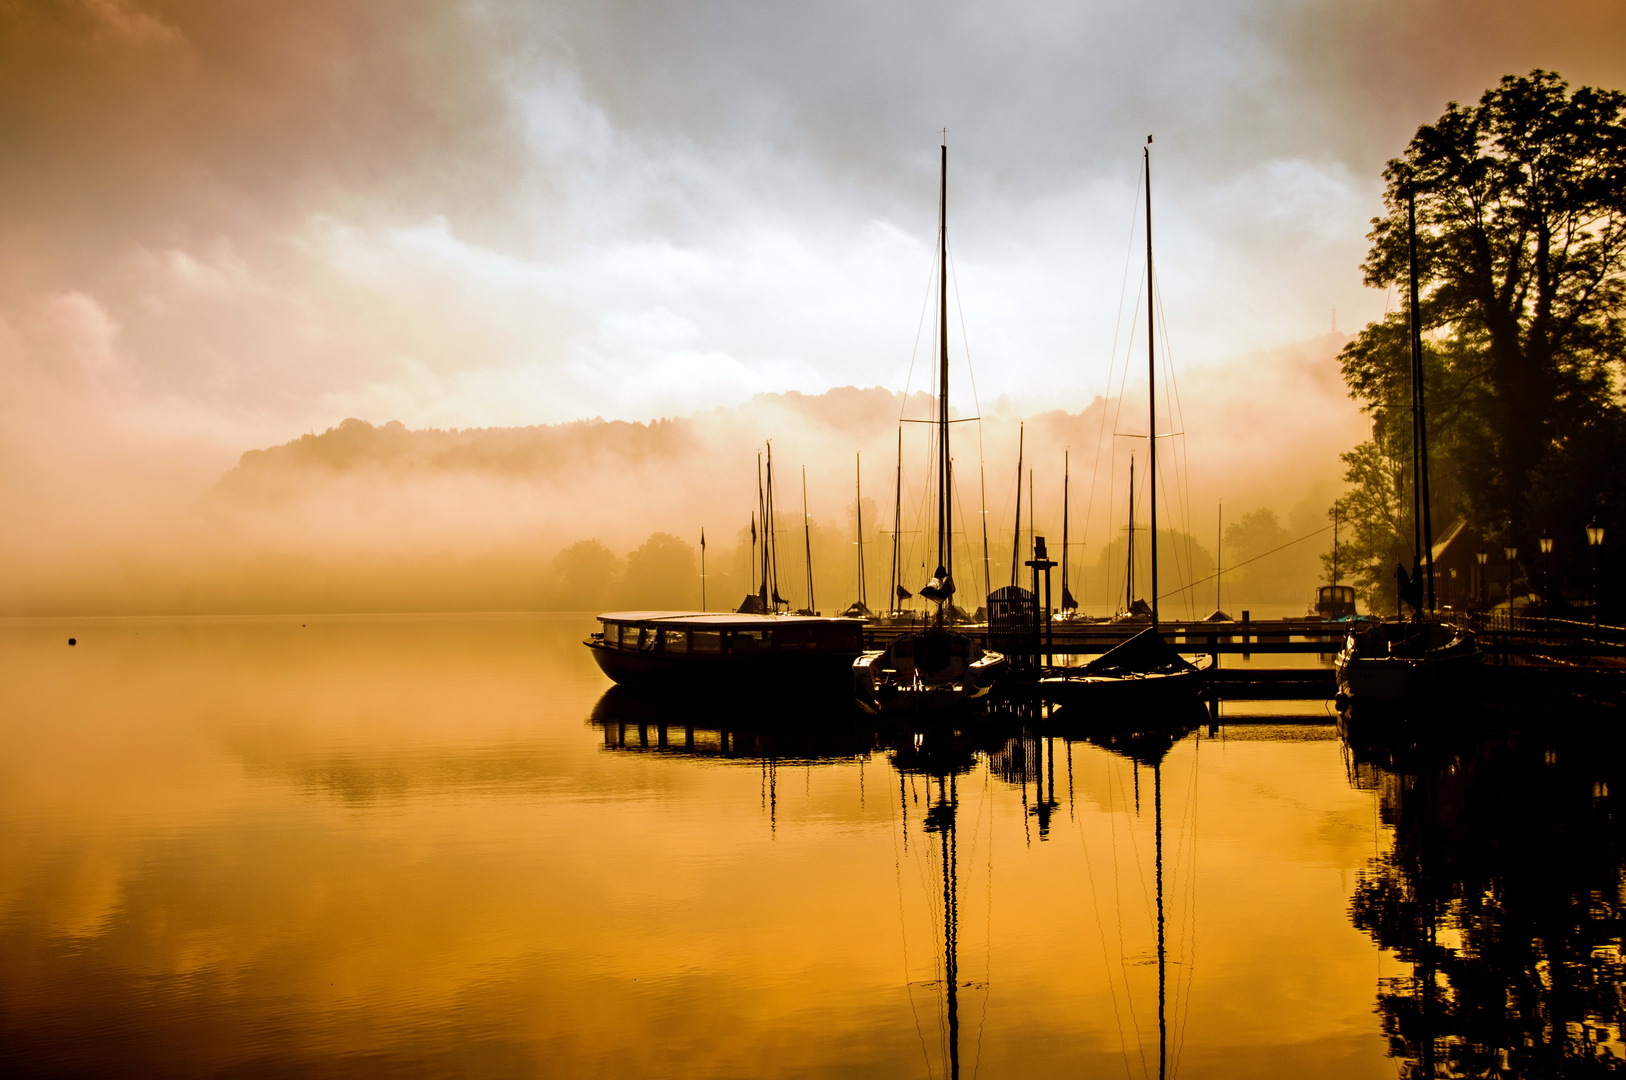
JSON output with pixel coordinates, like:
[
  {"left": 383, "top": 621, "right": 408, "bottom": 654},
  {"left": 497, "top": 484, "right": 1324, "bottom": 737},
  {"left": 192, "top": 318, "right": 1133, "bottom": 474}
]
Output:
[{"left": 1316, "top": 585, "right": 1357, "bottom": 620}]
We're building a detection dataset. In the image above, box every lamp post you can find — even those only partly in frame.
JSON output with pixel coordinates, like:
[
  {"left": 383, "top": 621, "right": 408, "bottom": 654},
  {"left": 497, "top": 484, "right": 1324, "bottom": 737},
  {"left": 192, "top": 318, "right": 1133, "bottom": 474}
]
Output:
[
  {"left": 1587, "top": 521, "right": 1605, "bottom": 626},
  {"left": 1504, "top": 545, "right": 1517, "bottom": 621},
  {"left": 1476, "top": 549, "right": 1489, "bottom": 610},
  {"left": 1540, "top": 536, "right": 1553, "bottom": 614}
]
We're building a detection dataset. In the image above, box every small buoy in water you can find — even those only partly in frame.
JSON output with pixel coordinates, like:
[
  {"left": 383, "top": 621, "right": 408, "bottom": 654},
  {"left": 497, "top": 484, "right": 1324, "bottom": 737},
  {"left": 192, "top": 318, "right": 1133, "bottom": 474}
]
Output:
[{"left": 68, "top": 638, "right": 77, "bottom": 646}]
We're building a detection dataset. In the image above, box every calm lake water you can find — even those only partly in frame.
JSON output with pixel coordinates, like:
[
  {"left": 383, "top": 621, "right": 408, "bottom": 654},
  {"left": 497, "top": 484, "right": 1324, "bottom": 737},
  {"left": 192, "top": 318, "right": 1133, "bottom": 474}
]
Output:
[{"left": 2, "top": 613, "right": 1619, "bottom": 1077}]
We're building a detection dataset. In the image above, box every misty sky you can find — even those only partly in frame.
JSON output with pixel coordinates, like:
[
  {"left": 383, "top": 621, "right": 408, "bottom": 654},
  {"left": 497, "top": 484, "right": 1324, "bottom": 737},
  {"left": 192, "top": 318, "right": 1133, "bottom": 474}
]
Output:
[{"left": 2, "top": 0, "right": 1623, "bottom": 551}]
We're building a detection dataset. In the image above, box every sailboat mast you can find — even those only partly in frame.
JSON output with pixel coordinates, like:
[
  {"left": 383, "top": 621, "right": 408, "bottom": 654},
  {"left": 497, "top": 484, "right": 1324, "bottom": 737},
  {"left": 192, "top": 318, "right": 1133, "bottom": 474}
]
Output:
[
  {"left": 1062, "top": 451, "right": 1070, "bottom": 607},
  {"left": 855, "top": 453, "right": 866, "bottom": 611},
  {"left": 1127, "top": 456, "right": 1135, "bottom": 613},
  {"left": 892, "top": 429, "right": 903, "bottom": 614},
  {"left": 979, "top": 462, "right": 991, "bottom": 609},
  {"left": 1216, "top": 500, "right": 1223, "bottom": 614},
  {"left": 1145, "top": 137, "right": 1159, "bottom": 627},
  {"left": 1010, "top": 423, "right": 1024, "bottom": 586},
  {"left": 1407, "top": 188, "right": 1436, "bottom": 610},
  {"left": 757, "top": 453, "right": 767, "bottom": 607},
  {"left": 766, "top": 444, "right": 780, "bottom": 611},
  {"left": 803, "top": 466, "right": 815, "bottom": 614},
  {"left": 938, "top": 139, "right": 951, "bottom": 584}
]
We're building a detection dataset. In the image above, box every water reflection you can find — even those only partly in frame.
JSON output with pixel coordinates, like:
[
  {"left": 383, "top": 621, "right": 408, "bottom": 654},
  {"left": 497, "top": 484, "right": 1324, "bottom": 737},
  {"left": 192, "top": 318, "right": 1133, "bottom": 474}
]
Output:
[
  {"left": 2, "top": 614, "right": 1460, "bottom": 1075},
  {"left": 1343, "top": 708, "right": 1626, "bottom": 1074}
]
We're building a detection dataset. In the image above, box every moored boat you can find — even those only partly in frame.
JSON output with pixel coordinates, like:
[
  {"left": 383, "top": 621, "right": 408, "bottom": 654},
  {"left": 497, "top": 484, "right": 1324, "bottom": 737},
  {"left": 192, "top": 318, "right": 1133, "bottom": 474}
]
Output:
[
  {"left": 851, "top": 137, "right": 1005, "bottom": 715},
  {"left": 1335, "top": 619, "right": 1482, "bottom": 703},
  {"left": 1040, "top": 627, "right": 1214, "bottom": 709},
  {"left": 1037, "top": 137, "right": 1212, "bottom": 708},
  {"left": 587, "top": 611, "right": 863, "bottom": 692}
]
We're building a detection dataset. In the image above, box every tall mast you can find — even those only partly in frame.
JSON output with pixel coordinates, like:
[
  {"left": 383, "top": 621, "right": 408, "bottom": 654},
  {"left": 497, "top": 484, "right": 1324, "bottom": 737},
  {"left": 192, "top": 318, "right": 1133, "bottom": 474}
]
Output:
[
  {"left": 979, "top": 462, "right": 991, "bottom": 609},
  {"left": 1061, "top": 451, "right": 1070, "bottom": 608},
  {"left": 937, "top": 138, "right": 952, "bottom": 587},
  {"left": 855, "top": 453, "right": 867, "bottom": 611},
  {"left": 802, "top": 466, "right": 815, "bottom": 614},
  {"left": 1216, "top": 500, "right": 1223, "bottom": 614},
  {"left": 1407, "top": 188, "right": 1436, "bottom": 611},
  {"left": 1028, "top": 468, "right": 1034, "bottom": 566},
  {"left": 1127, "top": 455, "right": 1135, "bottom": 613},
  {"left": 1145, "top": 137, "right": 1159, "bottom": 627},
  {"left": 766, "top": 443, "right": 780, "bottom": 610},
  {"left": 757, "top": 453, "right": 767, "bottom": 608},
  {"left": 1010, "top": 423, "right": 1024, "bottom": 586},
  {"left": 892, "top": 428, "right": 903, "bottom": 614}
]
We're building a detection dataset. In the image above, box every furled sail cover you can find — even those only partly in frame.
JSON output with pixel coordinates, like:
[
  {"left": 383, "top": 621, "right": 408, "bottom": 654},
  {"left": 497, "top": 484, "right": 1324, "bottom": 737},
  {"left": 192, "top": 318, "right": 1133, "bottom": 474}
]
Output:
[{"left": 918, "top": 566, "right": 955, "bottom": 602}]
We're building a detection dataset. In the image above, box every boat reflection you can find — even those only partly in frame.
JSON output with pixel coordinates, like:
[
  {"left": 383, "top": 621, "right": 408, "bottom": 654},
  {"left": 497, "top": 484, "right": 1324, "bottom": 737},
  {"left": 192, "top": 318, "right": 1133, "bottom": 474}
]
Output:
[
  {"left": 587, "top": 684, "right": 1209, "bottom": 1080},
  {"left": 1342, "top": 706, "right": 1626, "bottom": 1073}
]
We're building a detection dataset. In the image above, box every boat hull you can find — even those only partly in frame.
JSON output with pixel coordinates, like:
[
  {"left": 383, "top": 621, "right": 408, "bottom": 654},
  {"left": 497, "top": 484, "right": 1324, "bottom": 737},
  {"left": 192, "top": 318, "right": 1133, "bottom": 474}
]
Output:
[
  {"left": 852, "top": 638, "right": 1006, "bottom": 716},
  {"left": 587, "top": 641, "right": 857, "bottom": 693},
  {"left": 1037, "top": 658, "right": 1213, "bottom": 711},
  {"left": 1334, "top": 621, "right": 1484, "bottom": 704}
]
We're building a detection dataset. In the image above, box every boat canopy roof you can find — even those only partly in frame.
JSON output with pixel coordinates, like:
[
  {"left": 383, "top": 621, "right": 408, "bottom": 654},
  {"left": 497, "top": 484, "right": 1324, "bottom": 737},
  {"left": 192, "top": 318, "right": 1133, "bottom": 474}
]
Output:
[{"left": 597, "top": 611, "right": 861, "bottom": 628}]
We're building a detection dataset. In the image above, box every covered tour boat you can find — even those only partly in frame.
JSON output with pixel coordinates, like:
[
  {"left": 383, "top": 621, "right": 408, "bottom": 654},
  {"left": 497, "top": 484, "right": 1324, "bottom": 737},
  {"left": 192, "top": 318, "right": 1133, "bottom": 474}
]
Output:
[{"left": 586, "top": 612, "right": 864, "bottom": 692}]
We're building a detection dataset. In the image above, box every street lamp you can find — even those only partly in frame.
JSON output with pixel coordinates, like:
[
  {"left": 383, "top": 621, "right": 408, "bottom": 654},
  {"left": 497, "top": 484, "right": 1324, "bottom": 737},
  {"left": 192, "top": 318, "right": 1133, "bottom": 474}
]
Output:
[
  {"left": 1504, "top": 545, "right": 1518, "bottom": 619},
  {"left": 1476, "top": 549, "right": 1489, "bottom": 609},
  {"left": 1540, "top": 535, "right": 1554, "bottom": 614},
  {"left": 1588, "top": 521, "right": 1605, "bottom": 626}
]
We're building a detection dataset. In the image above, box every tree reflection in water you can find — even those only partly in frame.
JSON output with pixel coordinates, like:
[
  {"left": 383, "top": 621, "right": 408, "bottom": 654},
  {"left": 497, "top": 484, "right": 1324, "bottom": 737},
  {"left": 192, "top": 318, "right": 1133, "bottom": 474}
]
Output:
[{"left": 1344, "top": 710, "right": 1626, "bottom": 1075}]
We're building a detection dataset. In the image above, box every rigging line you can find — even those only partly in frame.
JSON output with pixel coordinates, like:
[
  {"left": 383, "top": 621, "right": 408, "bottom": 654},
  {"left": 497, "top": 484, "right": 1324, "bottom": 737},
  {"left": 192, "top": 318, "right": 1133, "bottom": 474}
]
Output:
[
  {"left": 1107, "top": 277, "right": 1144, "bottom": 604},
  {"left": 1156, "top": 523, "right": 1335, "bottom": 600},
  {"left": 1105, "top": 754, "right": 1151, "bottom": 1080},
  {"left": 890, "top": 768, "right": 934, "bottom": 1077},
  {"left": 1152, "top": 267, "right": 1200, "bottom": 622},
  {"left": 1072, "top": 754, "right": 1138, "bottom": 1080},
  {"left": 900, "top": 218, "right": 944, "bottom": 422},
  {"left": 1082, "top": 163, "right": 1147, "bottom": 589},
  {"left": 972, "top": 763, "right": 994, "bottom": 1080},
  {"left": 1155, "top": 454, "right": 1195, "bottom": 621},
  {"left": 1176, "top": 745, "right": 1202, "bottom": 1079}
]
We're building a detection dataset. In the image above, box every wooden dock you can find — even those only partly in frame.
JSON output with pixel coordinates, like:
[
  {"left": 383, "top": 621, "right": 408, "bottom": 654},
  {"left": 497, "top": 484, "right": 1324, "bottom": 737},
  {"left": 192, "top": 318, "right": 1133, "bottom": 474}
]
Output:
[{"left": 860, "top": 615, "right": 1626, "bottom": 703}]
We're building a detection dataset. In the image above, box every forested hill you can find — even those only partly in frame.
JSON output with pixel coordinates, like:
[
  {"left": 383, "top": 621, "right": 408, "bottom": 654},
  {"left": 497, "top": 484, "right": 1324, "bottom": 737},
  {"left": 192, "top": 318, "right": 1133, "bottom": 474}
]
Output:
[{"left": 213, "top": 385, "right": 924, "bottom": 499}]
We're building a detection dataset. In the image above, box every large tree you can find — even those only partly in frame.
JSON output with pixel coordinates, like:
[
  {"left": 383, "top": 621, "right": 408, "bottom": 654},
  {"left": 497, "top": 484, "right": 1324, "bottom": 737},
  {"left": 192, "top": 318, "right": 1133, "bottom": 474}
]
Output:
[{"left": 1338, "top": 71, "right": 1626, "bottom": 609}]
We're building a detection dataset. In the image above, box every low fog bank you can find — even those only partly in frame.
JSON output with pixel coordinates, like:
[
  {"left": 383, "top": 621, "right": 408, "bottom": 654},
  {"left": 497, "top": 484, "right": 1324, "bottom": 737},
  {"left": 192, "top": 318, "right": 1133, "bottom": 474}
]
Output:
[{"left": 1, "top": 332, "right": 1363, "bottom": 616}]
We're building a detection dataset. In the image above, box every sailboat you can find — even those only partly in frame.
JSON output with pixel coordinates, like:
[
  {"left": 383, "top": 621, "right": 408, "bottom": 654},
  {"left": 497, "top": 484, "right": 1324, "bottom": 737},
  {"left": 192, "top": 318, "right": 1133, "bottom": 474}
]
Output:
[
  {"left": 1335, "top": 186, "right": 1482, "bottom": 707},
  {"left": 1040, "top": 137, "right": 1212, "bottom": 711},
  {"left": 853, "top": 139, "right": 1006, "bottom": 714}
]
